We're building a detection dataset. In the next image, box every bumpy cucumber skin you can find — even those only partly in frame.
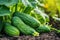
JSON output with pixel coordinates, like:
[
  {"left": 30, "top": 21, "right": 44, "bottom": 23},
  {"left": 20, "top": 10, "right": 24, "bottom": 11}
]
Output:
[
  {"left": 12, "top": 16, "right": 39, "bottom": 36},
  {"left": 4, "top": 23, "right": 20, "bottom": 37},
  {"left": 36, "top": 25, "right": 51, "bottom": 33},
  {"left": 14, "top": 12, "right": 40, "bottom": 28},
  {"left": 23, "top": 6, "right": 33, "bottom": 13}
]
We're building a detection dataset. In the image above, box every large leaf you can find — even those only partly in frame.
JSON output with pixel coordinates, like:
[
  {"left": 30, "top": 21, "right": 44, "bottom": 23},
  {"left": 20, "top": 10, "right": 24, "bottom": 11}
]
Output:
[
  {"left": 20, "top": 0, "right": 37, "bottom": 8},
  {"left": 18, "top": 0, "right": 38, "bottom": 13},
  {"left": 0, "top": 0, "right": 18, "bottom": 7},
  {"left": 0, "top": 5, "right": 11, "bottom": 16},
  {"left": 28, "top": 0, "right": 37, "bottom": 8}
]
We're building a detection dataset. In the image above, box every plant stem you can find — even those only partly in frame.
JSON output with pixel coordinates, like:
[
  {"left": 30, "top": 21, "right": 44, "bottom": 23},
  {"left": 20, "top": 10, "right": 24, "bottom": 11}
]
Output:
[{"left": 15, "top": 4, "right": 17, "bottom": 12}]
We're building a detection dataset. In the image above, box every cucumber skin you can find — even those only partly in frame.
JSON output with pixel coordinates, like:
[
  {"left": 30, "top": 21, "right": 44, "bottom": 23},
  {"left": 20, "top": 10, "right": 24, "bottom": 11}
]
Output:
[
  {"left": 14, "top": 12, "right": 40, "bottom": 28},
  {"left": 36, "top": 25, "right": 51, "bottom": 33},
  {"left": 12, "top": 16, "right": 39, "bottom": 36},
  {"left": 4, "top": 23, "right": 20, "bottom": 37}
]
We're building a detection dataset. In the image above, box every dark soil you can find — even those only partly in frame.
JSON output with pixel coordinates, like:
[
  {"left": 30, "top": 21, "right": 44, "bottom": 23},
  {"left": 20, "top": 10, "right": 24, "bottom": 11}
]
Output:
[{"left": 0, "top": 31, "right": 60, "bottom": 40}]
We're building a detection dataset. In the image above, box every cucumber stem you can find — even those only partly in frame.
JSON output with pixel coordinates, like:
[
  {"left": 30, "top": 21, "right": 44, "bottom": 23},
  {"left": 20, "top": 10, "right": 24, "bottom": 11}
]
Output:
[
  {"left": 50, "top": 27, "right": 57, "bottom": 31},
  {"left": 15, "top": 4, "right": 17, "bottom": 12},
  {"left": 33, "top": 32, "right": 39, "bottom": 36},
  {"left": 50, "top": 27, "right": 60, "bottom": 33}
]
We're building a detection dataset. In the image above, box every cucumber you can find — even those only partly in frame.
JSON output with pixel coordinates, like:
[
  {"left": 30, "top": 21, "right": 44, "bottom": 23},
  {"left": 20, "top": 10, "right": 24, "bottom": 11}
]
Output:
[
  {"left": 23, "top": 6, "right": 33, "bottom": 14},
  {"left": 12, "top": 16, "right": 39, "bottom": 36},
  {"left": 36, "top": 24, "right": 51, "bottom": 33},
  {"left": 4, "top": 23, "right": 20, "bottom": 37},
  {"left": 14, "top": 12, "right": 40, "bottom": 28}
]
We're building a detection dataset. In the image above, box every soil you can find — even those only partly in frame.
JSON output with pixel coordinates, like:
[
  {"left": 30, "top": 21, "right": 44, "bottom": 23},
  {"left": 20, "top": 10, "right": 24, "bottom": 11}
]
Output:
[{"left": 0, "top": 31, "right": 60, "bottom": 40}]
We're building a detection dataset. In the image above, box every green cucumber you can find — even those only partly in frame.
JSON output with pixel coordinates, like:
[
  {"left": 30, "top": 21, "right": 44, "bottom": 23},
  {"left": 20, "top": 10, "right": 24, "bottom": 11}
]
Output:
[
  {"left": 36, "top": 24, "right": 51, "bottom": 33},
  {"left": 12, "top": 16, "right": 39, "bottom": 36},
  {"left": 14, "top": 12, "right": 40, "bottom": 28},
  {"left": 23, "top": 6, "right": 33, "bottom": 13},
  {"left": 4, "top": 23, "right": 20, "bottom": 37}
]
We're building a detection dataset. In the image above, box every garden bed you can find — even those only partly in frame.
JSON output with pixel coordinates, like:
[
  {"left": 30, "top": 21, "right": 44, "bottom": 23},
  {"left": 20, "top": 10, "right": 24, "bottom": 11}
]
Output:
[{"left": 0, "top": 31, "right": 60, "bottom": 40}]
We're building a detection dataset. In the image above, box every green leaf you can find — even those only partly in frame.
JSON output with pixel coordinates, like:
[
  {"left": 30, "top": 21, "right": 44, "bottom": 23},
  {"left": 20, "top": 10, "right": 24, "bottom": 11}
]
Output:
[
  {"left": 0, "top": 0, "right": 18, "bottom": 7},
  {"left": 28, "top": 0, "right": 37, "bottom": 8},
  {"left": 0, "top": 5, "right": 11, "bottom": 16},
  {"left": 0, "top": 0, "right": 8, "bottom": 5},
  {"left": 18, "top": 0, "right": 37, "bottom": 13},
  {"left": 19, "top": 0, "right": 37, "bottom": 8}
]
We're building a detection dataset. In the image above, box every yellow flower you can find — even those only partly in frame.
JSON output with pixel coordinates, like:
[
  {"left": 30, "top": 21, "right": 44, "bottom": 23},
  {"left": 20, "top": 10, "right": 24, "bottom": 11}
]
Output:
[{"left": 44, "top": 4, "right": 49, "bottom": 9}]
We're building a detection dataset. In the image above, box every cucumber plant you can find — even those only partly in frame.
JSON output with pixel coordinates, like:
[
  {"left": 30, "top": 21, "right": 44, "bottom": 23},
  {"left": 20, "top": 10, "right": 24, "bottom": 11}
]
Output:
[{"left": 0, "top": 0, "right": 60, "bottom": 37}]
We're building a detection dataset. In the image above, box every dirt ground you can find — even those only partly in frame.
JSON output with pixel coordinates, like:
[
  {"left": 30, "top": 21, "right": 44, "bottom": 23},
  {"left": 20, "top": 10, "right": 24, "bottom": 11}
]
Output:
[{"left": 0, "top": 31, "right": 60, "bottom": 40}]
